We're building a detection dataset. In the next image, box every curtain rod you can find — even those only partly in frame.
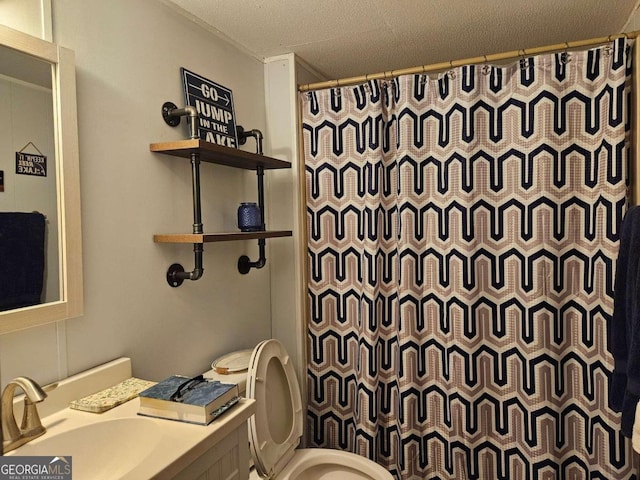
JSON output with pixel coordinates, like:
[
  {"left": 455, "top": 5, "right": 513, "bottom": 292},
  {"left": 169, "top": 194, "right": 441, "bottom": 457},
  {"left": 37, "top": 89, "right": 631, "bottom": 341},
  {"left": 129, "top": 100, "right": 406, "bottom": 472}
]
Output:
[{"left": 298, "top": 31, "right": 640, "bottom": 92}]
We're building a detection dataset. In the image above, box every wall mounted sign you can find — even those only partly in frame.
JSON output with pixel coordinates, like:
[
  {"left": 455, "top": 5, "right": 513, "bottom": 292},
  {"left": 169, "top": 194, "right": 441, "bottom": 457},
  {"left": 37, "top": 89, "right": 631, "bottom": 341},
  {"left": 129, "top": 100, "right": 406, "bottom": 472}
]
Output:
[
  {"left": 16, "top": 152, "right": 46, "bottom": 177},
  {"left": 180, "top": 68, "right": 238, "bottom": 148}
]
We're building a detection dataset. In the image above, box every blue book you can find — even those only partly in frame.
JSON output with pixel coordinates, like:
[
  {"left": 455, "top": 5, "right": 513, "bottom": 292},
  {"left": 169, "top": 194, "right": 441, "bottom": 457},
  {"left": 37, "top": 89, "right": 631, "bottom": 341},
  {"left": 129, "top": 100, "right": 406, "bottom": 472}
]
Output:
[{"left": 137, "top": 375, "right": 239, "bottom": 425}]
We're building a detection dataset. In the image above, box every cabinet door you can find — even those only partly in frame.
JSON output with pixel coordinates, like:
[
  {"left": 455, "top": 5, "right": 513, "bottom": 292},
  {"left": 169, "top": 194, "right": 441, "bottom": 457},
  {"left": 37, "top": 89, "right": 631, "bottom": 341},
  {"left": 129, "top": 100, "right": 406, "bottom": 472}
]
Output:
[{"left": 173, "top": 427, "right": 250, "bottom": 480}]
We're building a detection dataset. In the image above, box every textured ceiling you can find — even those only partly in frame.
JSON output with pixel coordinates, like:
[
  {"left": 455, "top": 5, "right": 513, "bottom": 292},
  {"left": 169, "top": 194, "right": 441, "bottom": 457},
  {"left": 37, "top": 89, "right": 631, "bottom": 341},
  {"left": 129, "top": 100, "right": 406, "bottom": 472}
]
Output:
[{"left": 163, "top": 0, "right": 640, "bottom": 81}]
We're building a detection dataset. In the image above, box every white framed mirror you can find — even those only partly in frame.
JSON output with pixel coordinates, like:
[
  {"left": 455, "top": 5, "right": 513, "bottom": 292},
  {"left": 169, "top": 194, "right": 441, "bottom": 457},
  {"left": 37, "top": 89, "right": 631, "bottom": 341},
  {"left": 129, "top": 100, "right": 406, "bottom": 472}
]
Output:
[{"left": 0, "top": 24, "right": 83, "bottom": 334}]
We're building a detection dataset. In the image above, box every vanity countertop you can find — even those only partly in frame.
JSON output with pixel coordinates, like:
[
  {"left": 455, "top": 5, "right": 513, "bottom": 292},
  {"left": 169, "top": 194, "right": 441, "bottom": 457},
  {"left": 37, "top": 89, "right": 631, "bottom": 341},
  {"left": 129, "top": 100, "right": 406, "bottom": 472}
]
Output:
[{"left": 5, "top": 357, "right": 256, "bottom": 479}]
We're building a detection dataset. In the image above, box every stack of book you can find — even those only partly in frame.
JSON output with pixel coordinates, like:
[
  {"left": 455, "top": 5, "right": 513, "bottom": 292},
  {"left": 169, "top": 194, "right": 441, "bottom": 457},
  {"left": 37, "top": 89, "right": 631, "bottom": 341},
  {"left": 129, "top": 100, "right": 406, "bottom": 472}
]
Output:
[{"left": 138, "top": 374, "right": 239, "bottom": 425}]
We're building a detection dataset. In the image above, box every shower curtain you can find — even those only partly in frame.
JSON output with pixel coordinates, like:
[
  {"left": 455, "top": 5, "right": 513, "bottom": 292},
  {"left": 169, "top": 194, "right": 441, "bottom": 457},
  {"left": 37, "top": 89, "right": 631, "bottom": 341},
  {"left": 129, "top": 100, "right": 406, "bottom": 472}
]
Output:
[{"left": 301, "top": 38, "right": 637, "bottom": 480}]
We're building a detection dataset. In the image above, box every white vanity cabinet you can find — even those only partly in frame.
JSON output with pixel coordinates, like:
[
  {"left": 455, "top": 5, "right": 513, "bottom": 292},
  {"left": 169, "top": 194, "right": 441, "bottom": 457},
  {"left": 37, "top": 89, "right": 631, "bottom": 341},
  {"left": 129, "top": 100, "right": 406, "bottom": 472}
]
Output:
[
  {"left": 172, "top": 423, "right": 250, "bottom": 479},
  {"left": 6, "top": 358, "right": 255, "bottom": 480}
]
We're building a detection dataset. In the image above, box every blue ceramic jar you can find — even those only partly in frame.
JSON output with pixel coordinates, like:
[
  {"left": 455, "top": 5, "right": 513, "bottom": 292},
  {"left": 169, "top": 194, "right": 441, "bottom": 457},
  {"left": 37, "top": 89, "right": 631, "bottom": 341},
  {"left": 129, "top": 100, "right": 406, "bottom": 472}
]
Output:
[{"left": 237, "top": 202, "right": 262, "bottom": 231}]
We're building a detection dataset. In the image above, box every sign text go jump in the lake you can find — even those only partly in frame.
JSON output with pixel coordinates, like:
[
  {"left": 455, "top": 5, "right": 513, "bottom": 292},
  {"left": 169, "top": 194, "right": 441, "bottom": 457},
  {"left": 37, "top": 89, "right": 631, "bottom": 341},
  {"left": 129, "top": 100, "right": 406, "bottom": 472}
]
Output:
[{"left": 181, "top": 68, "right": 239, "bottom": 148}]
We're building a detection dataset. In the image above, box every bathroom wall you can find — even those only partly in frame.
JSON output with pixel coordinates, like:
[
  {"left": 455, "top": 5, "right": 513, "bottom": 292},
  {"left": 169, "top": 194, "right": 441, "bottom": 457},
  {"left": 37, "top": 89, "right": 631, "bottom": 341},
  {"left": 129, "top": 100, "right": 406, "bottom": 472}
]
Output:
[
  {"left": 0, "top": 0, "right": 290, "bottom": 388},
  {"left": 264, "top": 53, "right": 323, "bottom": 396}
]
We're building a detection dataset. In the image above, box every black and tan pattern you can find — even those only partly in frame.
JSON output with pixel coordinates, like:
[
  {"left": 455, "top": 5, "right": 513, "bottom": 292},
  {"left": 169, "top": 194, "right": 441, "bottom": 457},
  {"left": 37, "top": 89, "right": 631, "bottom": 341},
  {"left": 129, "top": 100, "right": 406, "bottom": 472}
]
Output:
[{"left": 301, "top": 38, "right": 637, "bottom": 480}]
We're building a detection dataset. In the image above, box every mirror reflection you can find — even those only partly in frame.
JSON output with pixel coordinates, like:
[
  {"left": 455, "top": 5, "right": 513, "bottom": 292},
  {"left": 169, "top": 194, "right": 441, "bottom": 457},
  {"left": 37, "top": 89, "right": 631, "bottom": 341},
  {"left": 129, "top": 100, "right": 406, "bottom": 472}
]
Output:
[
  {"left": 0, "top": 23, "right": 82, "bottom": 334},
  {"left": 0, "top": 44, "right": 59, "bottom": 311}
]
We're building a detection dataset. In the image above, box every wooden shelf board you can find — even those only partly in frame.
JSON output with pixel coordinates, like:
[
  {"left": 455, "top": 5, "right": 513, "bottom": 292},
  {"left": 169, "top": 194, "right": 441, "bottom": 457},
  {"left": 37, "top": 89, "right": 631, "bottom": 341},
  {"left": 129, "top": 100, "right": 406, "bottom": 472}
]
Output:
[
  {"left": 150, "top": 139, "right": 290, "bottom": 170},
  {"left": 154, "top": 230, "right": 293, "bottom": 243}
]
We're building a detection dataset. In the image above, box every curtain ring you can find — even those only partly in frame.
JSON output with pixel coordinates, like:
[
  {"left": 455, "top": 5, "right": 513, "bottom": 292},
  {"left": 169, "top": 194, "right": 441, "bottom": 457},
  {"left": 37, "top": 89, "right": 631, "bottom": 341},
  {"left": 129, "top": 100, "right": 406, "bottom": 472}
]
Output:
[
  {"left": 447, "top": 60, "right": 456, "bottom": 79},
  {"left": 561, "top": 42, "right": 572, "bottom": 64},
  {"left": 363, "top": 74, "right": 371, "bottom": 92},
  {"left": 481, "top": 55, "right": 491, "bottom": 75},
  {"left": 519, "top": 50, "right": 529, "bottom": 70},
  {"left": 419, "top": 65, "right": 427, "bottom": 85}
]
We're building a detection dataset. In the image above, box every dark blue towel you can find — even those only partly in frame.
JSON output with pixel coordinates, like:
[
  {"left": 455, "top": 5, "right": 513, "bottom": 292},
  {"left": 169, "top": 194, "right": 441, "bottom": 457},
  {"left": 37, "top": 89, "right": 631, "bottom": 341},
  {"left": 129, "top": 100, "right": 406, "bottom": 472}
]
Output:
[
  {"left": 0, "top": 212, "right": 46, "bottom": 311},
  {"left": 610, "top": 205, "right": 640, "bottom": 436}
]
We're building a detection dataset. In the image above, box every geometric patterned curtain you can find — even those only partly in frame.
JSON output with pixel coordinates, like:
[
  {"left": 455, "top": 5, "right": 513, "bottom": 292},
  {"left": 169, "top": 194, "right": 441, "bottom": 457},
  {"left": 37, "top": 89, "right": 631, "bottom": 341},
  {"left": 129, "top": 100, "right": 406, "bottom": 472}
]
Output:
[{"left": 301, "top": 37, "right": 637, "bottom": 480}]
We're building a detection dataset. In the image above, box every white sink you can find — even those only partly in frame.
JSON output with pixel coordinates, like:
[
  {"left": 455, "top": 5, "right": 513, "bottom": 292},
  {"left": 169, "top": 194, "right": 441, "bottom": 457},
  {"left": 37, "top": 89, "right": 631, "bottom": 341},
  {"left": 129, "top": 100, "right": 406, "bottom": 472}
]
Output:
[{"left": 8, "top": 417, "right": 162, "bottom": 479}]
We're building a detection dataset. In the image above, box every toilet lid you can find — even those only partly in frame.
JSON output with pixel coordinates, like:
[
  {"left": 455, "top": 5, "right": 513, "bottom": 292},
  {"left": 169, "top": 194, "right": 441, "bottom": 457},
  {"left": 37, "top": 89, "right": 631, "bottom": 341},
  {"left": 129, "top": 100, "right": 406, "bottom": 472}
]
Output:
[{"left": 247, "top": 339, "right": 303, "bottom": 479}]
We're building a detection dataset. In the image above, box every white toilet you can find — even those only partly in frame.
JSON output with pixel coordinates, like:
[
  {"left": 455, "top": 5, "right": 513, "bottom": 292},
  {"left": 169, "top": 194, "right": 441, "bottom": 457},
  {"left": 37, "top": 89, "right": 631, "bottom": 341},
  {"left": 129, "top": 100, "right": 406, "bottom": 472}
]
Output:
[{"left": 247, "top": 339, "right": 394, "bottom": 480}]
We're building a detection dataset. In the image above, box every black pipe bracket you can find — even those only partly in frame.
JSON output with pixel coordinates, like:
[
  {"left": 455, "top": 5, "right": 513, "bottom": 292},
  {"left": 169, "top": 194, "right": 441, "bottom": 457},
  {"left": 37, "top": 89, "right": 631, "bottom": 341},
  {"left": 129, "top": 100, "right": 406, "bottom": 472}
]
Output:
[
  {"left": 167, "top": 263, "right": 185, "bottom": 287},
  {"left": 162, "top": 102, "right": 181, "bottom": 127}
]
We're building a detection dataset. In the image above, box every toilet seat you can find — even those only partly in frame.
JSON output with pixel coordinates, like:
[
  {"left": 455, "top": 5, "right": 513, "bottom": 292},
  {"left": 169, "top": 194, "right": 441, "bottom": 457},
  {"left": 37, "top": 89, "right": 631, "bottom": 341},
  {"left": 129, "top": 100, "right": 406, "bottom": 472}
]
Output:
[
  {"left": 247, "top": 339, "right": 304, "bottom": 478},
  {"left": 248, "top": 339, "right": 393, "bottom": 480}
]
